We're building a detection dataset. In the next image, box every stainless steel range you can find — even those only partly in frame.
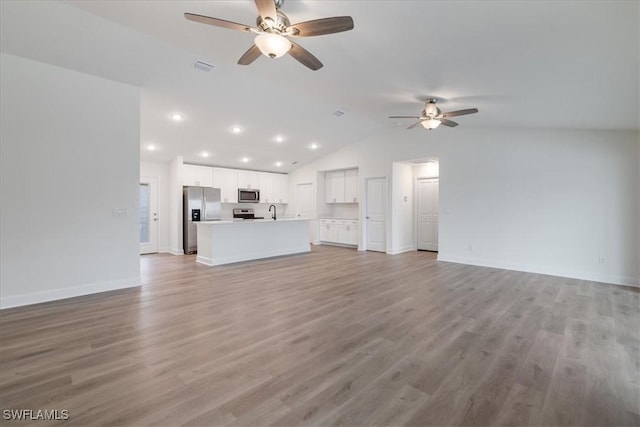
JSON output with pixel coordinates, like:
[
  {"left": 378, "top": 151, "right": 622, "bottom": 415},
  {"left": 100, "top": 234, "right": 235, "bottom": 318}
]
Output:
[{"left": 232, "top": 208, "right": 264, "bottom": 220}]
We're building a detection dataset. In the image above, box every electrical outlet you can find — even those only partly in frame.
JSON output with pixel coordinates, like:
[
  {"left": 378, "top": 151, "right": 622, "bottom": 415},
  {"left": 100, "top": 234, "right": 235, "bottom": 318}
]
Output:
[
  {"left": 598, "top": 257, "right": 606, "bottom": 265},
  {"left": 468, "top": 244, "right": 475, "bottom": 252}
]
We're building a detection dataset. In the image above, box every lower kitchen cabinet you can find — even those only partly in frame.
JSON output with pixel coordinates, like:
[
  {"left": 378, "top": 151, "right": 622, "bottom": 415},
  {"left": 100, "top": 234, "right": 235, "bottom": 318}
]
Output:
[{"left": 319, "top": 219, "right": 359, "bottom": 247}]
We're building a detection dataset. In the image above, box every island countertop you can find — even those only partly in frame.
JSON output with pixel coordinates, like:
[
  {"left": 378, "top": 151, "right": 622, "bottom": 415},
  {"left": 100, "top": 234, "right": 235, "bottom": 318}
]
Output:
[
  {"left": 196, "top": 217, "right": 310, "bottom": 225},
  {"left": 195, "top": 218, "right": 311, "bottom": 266}
]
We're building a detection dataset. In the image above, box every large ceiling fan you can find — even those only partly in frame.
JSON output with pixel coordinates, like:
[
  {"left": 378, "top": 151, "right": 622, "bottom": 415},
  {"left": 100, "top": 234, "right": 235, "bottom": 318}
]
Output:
[
  {"left": 184, "top": 0, "right": 354, "bottom": 71},
  {"left": 389, "top": 98, "right": 479, "bottom": 130}
]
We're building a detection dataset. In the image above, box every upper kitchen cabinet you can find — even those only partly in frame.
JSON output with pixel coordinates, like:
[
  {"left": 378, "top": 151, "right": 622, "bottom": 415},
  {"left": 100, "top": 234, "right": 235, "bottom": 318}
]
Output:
[
  {"left": 238, "top": 170, "right": 260, "bottom": 189},
  {"left": 259, "top": 173, "right": 288, "bottom": 204},
  {"left": 325, "top": 170, "right": 345, "bottom": 203},
  {"left": 183, "top": 164, "right": 213, "bottom": 187},
  {"left": 259, "top": 173, "right": 275, "bottom": 204},
  {"left": 273, "top": 174, "right": 288, "bottom": 204},
  {"left": 325, "top": 169, "right": 358, "bottom": 203},
  {"left": 212, "top": 167, "right": 238, "bottom": 203},
  {"left": 344, "top": 169, "right": 358, "bottom": 203}
]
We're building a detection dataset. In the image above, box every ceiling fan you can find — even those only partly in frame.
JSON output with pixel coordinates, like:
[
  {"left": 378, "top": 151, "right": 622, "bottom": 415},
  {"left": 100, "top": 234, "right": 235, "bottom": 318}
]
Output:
[
  {"left": 184, "top": 0, "right": 354, "bottom": 71},
  {"left": 389, "top": 98, "right": 479, "bottom": 130}
]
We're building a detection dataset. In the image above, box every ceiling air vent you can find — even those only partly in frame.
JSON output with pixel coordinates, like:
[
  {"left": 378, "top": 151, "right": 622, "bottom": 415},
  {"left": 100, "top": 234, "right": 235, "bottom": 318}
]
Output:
[
  {"left": 193, "top": 60, "right": 214, "bottom": 72},
  {"left": 333, "top": 110, "right": 345, "bottom": 117}
]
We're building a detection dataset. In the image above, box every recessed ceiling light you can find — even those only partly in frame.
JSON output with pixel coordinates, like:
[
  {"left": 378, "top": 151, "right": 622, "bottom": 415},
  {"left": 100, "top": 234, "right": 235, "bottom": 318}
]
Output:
[
  {"left": 310, "top": 143, "right": 318, "bottom": 150},
  {"left": 146, "top": 144, "right": 157, "bottom": 151},
  {"left": 171, "top": 113, "right": 183, "bottom": 122},
  {"left": 275, "top": 135, "right": 284, "bottom": 143},
  {"left": 232, "top": 126, "right": 242, "bottom": 134},
  {"left": 275, "top": 161, "right": 282, "bottom": 167},
  {"left": 200, "top": 151, "right": 210, "bottom": 158},
  {"left": 241, "top": 157, "right": 250, "bottom": 163}
]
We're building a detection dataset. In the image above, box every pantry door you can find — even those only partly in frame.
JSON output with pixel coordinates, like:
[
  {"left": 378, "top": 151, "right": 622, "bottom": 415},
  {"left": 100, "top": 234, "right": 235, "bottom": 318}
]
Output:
[
  {"left": 417, "top": 178, "right": 439, "bottom": 251},
  {"left": 366, "top": 177, "right": 387, "bottom": 252}
]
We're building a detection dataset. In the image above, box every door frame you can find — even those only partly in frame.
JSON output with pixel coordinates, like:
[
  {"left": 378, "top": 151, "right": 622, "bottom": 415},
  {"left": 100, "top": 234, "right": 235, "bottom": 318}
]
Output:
[
  {"left": 365, "top": 177, "right": 388, "bottom": 253},
  {"left": 140, "top": 176, "right": 159, "bottom": 254}
]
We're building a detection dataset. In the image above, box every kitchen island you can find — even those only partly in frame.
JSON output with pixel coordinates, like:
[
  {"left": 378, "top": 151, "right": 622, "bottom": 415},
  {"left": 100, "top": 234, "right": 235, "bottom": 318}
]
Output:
[{"left": 195, "top": 218, "right": 311, "bottom": 266}]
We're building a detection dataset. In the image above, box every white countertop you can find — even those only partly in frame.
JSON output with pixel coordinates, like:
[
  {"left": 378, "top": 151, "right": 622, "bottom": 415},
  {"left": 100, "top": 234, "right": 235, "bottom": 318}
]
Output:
[{"left": 197, "top": 217, "right": 309, "bottom": 225}]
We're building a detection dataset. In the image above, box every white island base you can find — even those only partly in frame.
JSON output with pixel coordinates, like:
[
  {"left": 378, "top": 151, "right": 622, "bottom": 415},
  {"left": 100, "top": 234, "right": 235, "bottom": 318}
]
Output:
[{"left": 195, "top": 218, "right": 311, "bottom": 266}]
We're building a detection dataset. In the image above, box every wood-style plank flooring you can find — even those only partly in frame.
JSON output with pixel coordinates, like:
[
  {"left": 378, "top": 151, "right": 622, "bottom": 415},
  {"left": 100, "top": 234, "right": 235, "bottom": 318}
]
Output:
[{"left": 1, "top": 246, "right": 639, "bottom": 426}]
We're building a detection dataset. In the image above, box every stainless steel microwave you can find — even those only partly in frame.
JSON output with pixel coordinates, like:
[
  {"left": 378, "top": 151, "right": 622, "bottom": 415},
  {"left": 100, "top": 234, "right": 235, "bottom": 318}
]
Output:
[{"left": 238, "top": 188, "right": 260, "bottom": 203}]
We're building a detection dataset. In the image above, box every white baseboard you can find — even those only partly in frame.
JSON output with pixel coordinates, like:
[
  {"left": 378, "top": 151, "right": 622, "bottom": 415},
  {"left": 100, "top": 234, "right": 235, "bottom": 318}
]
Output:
[
  {"left": 0, "top": 277, "right": 142, "bottom": 309},
  {"left": 196, "top": 246, "right": 311, "bottom": 266},
  {"left": 169, "top": 247, "right": 184, "bottom": 255},
  {"left": 437, "top": 254, "right": 639, "bottom": 288},
  {"left": 319, "top": 241, "right": 358, "bottom": 249},
  {"left": 387, "top": 246, "right": 416, "bottom": 255},
  {"left": 158, "top": 246, "right": 171, "bottom": 253}
]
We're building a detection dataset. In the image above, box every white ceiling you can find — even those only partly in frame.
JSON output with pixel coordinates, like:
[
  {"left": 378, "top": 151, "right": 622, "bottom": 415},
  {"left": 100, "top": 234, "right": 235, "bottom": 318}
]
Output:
[{"left": 1, "top": 1, "right": 638, "bottom": 173}]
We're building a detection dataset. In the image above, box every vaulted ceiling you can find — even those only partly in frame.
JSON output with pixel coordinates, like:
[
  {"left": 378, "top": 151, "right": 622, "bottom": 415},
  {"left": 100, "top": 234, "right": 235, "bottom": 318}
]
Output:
[{"left": 1, "top": 1, "right": 638, "bottom": 172}]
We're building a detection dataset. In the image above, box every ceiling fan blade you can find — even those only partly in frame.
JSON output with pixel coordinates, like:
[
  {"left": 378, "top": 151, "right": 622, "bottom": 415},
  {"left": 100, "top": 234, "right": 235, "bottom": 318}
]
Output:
[
  {"left": 238, "top": 44, "right": 262, "bottom": 65},
  {"left": 288, "top": 16, "right": 354, "bottom": 37},
  {"left": 184, "top": 13, "right": 253, "bottom": 32},
  {"left": 255, "top": 0, "right": 277, "bottom": 20},
  {"left": 389, "top": 115, "right": 423, "bottom": 119},
  {"left": 441, "top": 108, "right": 479, "bottom": 118},
  {"left": 407, "top": 120, "right": 426, "bottom": 130},
  {"left": 288, "top": 41, "right": 323, "bottom": 70},
  {"left": 440, "top": 119, "right": 459, "bottom": 127}
]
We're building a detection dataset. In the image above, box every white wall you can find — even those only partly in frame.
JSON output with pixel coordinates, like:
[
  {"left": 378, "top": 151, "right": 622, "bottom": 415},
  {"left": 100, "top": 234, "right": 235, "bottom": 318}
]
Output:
[
  {"left": 0, "top": 53, "right": 141, "bottom": 308},
  {"left": 288, "top": 126, "right": 640, "bottom": 286},
  {"left": 414, "top": 162, "right": 440, "bottom": 179},
  {"left": 168, "top": 156, "right": 184, "bottom": 255},
  {"left": 140, "top": 161, "right": 170, "bottom": 253},
  {"left": 390, "top": 162, "right": 415, "bottom": 254}
]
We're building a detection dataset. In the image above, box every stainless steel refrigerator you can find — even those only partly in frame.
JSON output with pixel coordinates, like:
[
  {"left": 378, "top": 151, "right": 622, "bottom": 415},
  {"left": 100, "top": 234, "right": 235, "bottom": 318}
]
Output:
[{"left": 183, "top": 186, "right": 221, "bottom": 254}]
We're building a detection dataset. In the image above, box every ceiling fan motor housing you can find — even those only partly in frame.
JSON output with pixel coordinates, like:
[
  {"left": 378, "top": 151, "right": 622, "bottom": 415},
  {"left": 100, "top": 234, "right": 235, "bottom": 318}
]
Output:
[
  {"left": 256, "top": 10, "right": 291, "bottom": 34},
  {"left": 424, "top": 101, "right": 441, "bottom": 118}
]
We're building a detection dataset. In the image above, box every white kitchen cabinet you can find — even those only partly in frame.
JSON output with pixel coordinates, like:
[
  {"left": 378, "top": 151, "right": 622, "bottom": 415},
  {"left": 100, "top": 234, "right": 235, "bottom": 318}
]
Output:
[
  {"left": 339, "top": 221, "right": 359, "bottom": 245},
  {"left": 212, "top": 167, "right": 238, "bottom": 203},
  {"left": 183, "top": 164, "right": 213, "bottom": 187},
  {"left": 319, "top": 219, "right": 359, "bottom": 247},
  {"left": 344, "top": 169, "right": 358, "bottom": 203},
  {"left": 325, "top": 169, "right": 358, "bottom": 203},
  {"left": 238, "top": 170, "right": 260, "bottom": 189},
  {"left": 259, "top": 172, "right": 275, "bottom": 204},
  {"left": 325, "top": 170, "right": 344, "bottom": 203},
  {"left": 273, "top": 173, "right": 288, "bottom": 204}
]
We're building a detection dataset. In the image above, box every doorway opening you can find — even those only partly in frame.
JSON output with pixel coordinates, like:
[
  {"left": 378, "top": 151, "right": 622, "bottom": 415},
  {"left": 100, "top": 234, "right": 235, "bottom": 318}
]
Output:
[{"left": 140, "top": 176, "right": 158, "bottom": 254}]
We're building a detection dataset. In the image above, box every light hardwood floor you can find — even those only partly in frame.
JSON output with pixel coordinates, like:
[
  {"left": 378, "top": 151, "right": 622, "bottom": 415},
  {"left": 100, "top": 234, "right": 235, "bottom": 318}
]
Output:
[{"left": 1, "top": 246, "right": 638, "bottom": 426}]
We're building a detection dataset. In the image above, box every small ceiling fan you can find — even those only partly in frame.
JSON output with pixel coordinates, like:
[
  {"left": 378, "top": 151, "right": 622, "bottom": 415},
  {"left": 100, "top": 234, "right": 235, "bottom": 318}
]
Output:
[
  {"left": 389, "top": 98, "right": 479, "bottom": 130},
  {"left": 184, "top": 0, "right": 354, "bottom": 71}
]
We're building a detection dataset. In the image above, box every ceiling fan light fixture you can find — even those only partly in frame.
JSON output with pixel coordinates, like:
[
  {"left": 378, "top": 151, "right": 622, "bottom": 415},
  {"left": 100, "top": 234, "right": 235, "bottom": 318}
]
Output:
[
  {"left": 254, "top": 33, "right": 291, "bottom": 59},
  {"left": 422, "top": 119, "right": 441, "bottom": 130}
]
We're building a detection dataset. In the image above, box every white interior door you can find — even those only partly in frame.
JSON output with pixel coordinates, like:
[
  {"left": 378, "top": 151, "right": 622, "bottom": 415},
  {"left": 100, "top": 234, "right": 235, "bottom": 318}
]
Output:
[
  {"left": 417, "top": 178, "right": 439, "bottom": 251},
  {"left": 140, "top": 176, "right": 158, "bottom": 254},
  {"left": 366, "top": 177, "right": 387, "bottom": 252},
  {"left": 295, "top": 183, "right": 314, "bottom": 243}
]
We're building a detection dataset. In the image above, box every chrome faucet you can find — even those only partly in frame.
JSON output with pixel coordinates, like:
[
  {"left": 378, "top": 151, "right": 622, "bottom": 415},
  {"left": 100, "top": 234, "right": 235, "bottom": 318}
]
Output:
[{"left": 269, "top": 204, "right": 277, "bottom": 221}]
